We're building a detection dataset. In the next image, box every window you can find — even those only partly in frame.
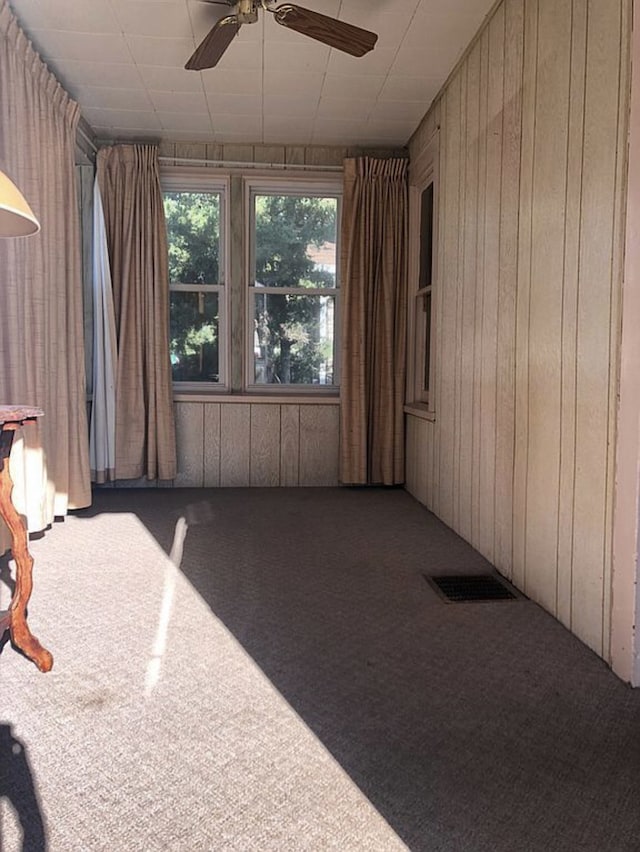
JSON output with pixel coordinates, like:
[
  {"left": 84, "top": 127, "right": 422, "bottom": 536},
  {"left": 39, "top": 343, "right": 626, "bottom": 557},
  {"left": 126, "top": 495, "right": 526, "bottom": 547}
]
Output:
[
  {"left": 247, "top": 181, "right": 340, "bottom": 390},
  {"left": 416, "top": 182, "right": 434, "bottom": 402},
  {"left": 408, "top": 137, "right": 438, "bottom": 411},
  {"left": 162, "top": 171, "right": 341, "bottom": 395},
  {"left": 163, "top": 176, "right": 228, "bottom": 390}
]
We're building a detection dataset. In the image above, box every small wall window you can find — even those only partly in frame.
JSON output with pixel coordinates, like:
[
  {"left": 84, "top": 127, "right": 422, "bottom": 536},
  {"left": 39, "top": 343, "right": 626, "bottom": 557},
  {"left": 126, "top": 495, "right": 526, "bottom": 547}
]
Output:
[
  {"left": 407, "top": 136, "right": 438, "bottom": 410},
  {"left": 416, "top": 182, "right": 434, "bottom": 402},
  {"left": 247, "top": 180, "right": 341, "bottom": 390},
  {"left": 162, "top": 175, "right": 229, "bottom": 390}
]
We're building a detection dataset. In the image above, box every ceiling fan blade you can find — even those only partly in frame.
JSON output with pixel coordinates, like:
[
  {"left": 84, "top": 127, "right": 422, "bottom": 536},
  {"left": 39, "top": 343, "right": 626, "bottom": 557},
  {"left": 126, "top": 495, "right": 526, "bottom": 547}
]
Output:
[
  {"left": 185, "top": 15, "right": 240, "bottom": 70},
  {"left": 273, "top": 4, "right": 377, "bottom": 57}
]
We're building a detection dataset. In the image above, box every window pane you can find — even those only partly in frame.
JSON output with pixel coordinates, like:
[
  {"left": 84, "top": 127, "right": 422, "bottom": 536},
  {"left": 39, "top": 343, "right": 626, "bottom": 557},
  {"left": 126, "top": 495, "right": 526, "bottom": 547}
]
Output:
[
  {"left": 170, "top": 291, "right": 219, "bottom": 383},
  {"left": 164, "top": 192, "right": 221, "bottom": 284},
  {"left": 419, "top": 183, "right": 434, "bottom": 289},
  {"left": 253, "top": 293, "right": 335, "bottom": 385},
  {"left": 253, "top": 194, "right": 337, "bottom": 289},
  {"left": 422, "top": 291, "right": 431, "bottom": 393}
]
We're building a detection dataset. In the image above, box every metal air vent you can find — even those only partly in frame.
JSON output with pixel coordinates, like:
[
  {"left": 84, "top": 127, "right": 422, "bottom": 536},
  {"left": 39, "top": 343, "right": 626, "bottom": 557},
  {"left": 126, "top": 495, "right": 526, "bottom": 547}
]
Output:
[{"left": 425, "top": 574, "right": 518, "bottom": 603}]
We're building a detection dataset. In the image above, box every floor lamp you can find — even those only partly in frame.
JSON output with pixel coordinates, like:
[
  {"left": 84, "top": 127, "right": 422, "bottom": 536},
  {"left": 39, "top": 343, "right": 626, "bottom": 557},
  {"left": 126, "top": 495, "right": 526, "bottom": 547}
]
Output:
[{"left": 0, "top": 170, "right": 53, "bottom": 672}]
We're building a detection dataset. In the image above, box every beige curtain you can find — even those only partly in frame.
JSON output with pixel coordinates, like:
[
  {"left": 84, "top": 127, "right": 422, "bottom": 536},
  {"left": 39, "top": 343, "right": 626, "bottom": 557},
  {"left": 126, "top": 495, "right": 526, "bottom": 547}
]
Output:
[
  {"left": 340, "top": 157, "right": 408, "bottom": 485},
  {"left": 97, "top": 145, "right": 176, "bottom": 481},
  {"left": 0, "top": 0, "right": 91, "bottom": 546}
]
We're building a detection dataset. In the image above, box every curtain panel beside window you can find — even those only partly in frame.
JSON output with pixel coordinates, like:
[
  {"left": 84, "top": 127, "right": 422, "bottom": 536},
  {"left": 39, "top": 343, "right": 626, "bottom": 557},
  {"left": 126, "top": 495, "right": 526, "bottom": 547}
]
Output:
[
  {"left": 0, "top": 0, "right": 91, "bottom": 549},
  {"left": 96, "top": 145, "right": 176, "bottom": 481},
  {"left": 340, "top": 156, "right": 408, "bottom": 486},
  {"left": 89, "top": 176, "right": 117, "bottom": 484}
]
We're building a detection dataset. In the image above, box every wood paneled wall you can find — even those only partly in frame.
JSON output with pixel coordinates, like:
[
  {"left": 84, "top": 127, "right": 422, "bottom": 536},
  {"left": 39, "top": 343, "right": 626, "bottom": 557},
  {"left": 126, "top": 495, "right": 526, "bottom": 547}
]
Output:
[
  {"left": 406, "top": 0, "right": 630, "bottom": 660},
  {"left": 156, "top": 142, "right": 405, "bottom": 168},
  {"left": 174, "top": 401, "right": 339, "bottom": 487}
]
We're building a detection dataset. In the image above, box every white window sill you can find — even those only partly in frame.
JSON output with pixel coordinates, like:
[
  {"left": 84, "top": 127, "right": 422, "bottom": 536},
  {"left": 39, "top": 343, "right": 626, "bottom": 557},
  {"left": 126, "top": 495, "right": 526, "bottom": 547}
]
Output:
[
  {"left": 404, "top": 403, "right": 436, "bottom": 422},
  {"left": 174, "top": 392, "right": 339, "bottom": 405}
]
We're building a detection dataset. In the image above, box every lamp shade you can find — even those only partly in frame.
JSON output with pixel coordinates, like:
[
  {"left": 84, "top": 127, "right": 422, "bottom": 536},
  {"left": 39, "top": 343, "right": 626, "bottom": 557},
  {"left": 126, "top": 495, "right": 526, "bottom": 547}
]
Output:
[{"left": 0, "top": 170, "right": 40, "bottom": 237}]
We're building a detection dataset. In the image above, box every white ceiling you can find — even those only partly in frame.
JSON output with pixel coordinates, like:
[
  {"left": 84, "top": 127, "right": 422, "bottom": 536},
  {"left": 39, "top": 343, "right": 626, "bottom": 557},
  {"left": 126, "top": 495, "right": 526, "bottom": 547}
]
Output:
[{"left": 8, "top": 0, "right": 495, "bottom": 148}]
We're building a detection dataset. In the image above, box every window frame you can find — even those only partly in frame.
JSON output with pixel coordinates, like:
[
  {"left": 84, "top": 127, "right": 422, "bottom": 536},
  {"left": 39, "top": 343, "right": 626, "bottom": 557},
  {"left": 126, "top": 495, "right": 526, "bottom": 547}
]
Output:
[
  {"left": 244, "top": 177, "right": 342, "bottom": 395},
  {"left": 407, "top": 135, "right": 439, "bottom": 413},
  {"left": 161, "top": 168, "right": 231, "bottom": 393}
]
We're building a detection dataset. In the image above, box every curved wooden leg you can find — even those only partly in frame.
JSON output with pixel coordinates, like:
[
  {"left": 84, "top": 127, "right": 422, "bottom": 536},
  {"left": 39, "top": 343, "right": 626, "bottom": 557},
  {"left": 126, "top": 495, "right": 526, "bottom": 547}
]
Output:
[{"left": 0, "top": 428, "right": 53, "bottom": 672}]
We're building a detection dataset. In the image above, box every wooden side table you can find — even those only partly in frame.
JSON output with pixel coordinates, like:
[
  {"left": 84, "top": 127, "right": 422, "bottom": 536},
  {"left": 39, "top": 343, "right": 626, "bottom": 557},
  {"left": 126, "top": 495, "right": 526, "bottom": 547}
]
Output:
[{"left": 0, "top": 406, "right": 53, "bottom": 672}]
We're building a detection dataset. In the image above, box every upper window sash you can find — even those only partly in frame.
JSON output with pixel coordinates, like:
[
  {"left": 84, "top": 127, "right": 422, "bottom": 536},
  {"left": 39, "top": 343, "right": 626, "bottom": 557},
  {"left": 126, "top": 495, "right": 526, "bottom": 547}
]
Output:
[
  {"left": 161, "top": 170, "right": 230, "bottom": 390},
  {"left": 246, "top": 178, "right": 342, "bottom": 292},
  {"left": 162, "top": 171, "right": 229, "bottom": 286}
]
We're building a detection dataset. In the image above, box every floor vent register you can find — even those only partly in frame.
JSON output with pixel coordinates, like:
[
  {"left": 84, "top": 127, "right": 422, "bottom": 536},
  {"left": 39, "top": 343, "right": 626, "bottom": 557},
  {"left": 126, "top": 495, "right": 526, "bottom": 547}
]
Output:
[{"left": 425, "top": 574, "right": 518, "bottom": 603}]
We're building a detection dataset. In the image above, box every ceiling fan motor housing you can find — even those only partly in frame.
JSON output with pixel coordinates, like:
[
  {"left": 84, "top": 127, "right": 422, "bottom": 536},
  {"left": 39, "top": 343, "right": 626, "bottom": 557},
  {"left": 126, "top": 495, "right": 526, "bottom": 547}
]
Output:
[{"left": 237, "top": 0, "right": 259, "bottom": 23}]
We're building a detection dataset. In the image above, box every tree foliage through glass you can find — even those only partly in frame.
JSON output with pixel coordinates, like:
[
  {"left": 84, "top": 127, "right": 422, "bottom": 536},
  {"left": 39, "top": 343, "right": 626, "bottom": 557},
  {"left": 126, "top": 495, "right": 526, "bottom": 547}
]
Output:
[
  {"left": 164, "top": 191, "right": 221, "bottom": 383},
  {"left": 163, "top": 188, "right": 340, "bottom": 386},
  {"left": 253, "top": 193, "right": 337, "bottom": 385}
]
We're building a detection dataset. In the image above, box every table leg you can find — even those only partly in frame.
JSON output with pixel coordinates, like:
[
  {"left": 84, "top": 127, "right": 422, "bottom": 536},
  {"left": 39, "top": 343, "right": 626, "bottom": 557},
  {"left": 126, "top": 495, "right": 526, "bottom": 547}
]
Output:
[{"left": 0, "top": 428, "right": 53, "bottom": 672}]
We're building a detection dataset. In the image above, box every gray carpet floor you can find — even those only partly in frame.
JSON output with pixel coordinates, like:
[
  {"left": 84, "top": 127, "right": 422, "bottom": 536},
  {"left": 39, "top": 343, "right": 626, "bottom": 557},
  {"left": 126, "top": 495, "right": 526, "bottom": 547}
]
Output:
[{"left": 1, "top": 487, "right": 640, "bottom": 851}]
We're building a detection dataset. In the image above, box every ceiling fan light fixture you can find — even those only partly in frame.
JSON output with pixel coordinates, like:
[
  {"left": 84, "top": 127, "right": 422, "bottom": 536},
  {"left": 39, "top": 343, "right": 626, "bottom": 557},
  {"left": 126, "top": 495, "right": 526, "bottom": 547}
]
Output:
[{"left": 237, "top": 0, "right": 259, "bottom": 24}]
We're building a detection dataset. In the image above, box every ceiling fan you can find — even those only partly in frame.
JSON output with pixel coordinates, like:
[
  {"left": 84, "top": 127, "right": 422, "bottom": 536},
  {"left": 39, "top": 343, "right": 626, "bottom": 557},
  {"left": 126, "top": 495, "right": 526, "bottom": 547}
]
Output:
[{"left": 185, "top": 0, "right": 378, "bottom": 71}]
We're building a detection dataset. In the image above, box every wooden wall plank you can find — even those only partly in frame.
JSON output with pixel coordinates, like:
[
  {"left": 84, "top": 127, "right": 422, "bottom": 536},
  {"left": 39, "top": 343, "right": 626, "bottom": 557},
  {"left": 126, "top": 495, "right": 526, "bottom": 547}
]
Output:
[
  {"left": 556, "top": 1, "right": 587, "bottom": 628},
  {"left": 524, "top": 0, "right": 572, "bottom": 613},
  {"left": 220, "top": 403, "right": 251, "bottom": 486},
  {"left": 157, "top": 141, "right": 176, "bottom": 164},
  {"left": 422, "top": 420, "right": 435, "bottom": 511},
  {"left": 174, "top": 402, "right": 204, "bottom": 486},
  {"left": 280, "top": 404, "right": 300, "bottom": 486},
  {"left": 457, "top": 43, "right": 481, "bottom": 543},
  {"left": 604, "top": 0, "right": 631, "bottom": 663},
  {"left": 477, "top": 5, "right": 505, "bottom": 564},
  {"left": 452, "top": 54, "right": 468, "bottom": 532},
  {"left": 175, "top": 142, "right": 206, "bottom": 161},
  {"left": 415, "top": 417, "right": 429, "bottom": 506},
  {"left": 222, "top": 144, "right": 254, "bottom": 163},
  {"left": 203, "top": 403, "right": 221, "bottom": 487},
  {"left": 305, "top": 147, "right": 347, "bottom": 166},
  {"left": 494, "top": 0, "right": 524, "bottom": 578},
  {"left": 409, "top": 108, "right": 439, "bottom": 156},
  {"left": 512, "top": 0, "right": 538, "bottom": 591},
  {"left": 253, "top": 145, "right": 285, "bottom": 164},
  {"left": 205, "top": 143, "right": 223, "bottom": 165},
  {"left": 299, "top": 405, "right": 339, "bottom": 485},
  {"left": 285, "top": 146, "right": 305, "bottom": 165},
  {"left": 431, "top": 97, "right": 444, "bottom": 519},
  {"left": 405, "top": 416, "right": 435, "bottom": 510},
  {"left": 250, "top": 404, "right": 281, "bottom": 486},
  {"left": 471, "top": 27, "right": 490, "bottom": 551},
  {"left": 405, "top": 416, "right": 418, "bottom": 498},
  {"left": 571, "top": 0, "right": 623, "bottom": 655},
  {"left": 437, "top": 75, "right": 463, "bottom": 527}
]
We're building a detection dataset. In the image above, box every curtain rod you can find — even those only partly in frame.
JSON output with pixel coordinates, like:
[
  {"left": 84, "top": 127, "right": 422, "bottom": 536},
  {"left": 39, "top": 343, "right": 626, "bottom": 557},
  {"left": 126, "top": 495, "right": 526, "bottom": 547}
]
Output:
[
  {"left": 76, "top": 138, "right": 344, "bottom": 171},
  {"left": 158, "top": 155, "right": 343, "bottom": 173}
]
